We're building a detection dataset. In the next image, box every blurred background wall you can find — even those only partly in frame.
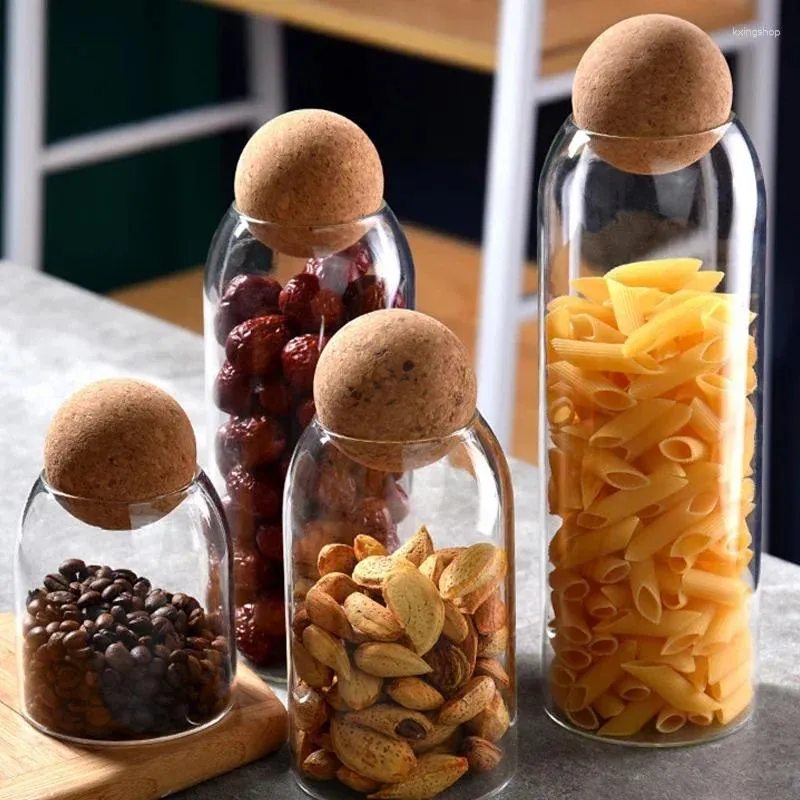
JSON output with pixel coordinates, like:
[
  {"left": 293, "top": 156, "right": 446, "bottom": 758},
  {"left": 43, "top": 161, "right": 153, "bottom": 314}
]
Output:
[{"left": 1, "top": 0, "right": 796, "bottom": 565}]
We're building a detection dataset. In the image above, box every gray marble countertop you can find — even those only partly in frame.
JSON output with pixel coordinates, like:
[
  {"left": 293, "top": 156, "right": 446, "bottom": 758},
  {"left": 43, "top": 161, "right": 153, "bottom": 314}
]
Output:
[{"left": 1, "top": 263, "right": 798, "bottom": 800}]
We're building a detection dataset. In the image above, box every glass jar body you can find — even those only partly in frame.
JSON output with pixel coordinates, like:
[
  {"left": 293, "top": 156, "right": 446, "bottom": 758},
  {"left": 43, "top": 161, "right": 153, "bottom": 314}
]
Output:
[
  {"left": 539, "top": 117, "right": 765, "bottom": 745},
  {"left": 14, "top": 471, "right": 236, "bottom": 745},
  {"left": 284, "top": 418, "right": 516, "bottom": 799},
  {"left": 203, "top": 203, "right": 415, "bottom": 673}
]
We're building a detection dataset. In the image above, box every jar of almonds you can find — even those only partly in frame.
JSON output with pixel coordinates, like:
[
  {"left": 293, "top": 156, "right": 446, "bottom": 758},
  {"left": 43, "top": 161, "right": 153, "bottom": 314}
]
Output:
[{"left": 284, "top": 310, "right": 516, "bottom": 799}]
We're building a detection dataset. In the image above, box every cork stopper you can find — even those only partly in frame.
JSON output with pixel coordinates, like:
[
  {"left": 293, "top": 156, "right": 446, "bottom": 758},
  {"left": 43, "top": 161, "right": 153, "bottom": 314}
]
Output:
[
  {"left": 572, "top": 14, "right": 733, "bottom": 174},
  {"left": 44, "top": 379, "right": 197, "bottom": 529},
  {"left": 234, "top": 109, "right": 384, "bottom": 257},
  {"left": 313, "top": 310, "right": 477, "bottom": 470}
]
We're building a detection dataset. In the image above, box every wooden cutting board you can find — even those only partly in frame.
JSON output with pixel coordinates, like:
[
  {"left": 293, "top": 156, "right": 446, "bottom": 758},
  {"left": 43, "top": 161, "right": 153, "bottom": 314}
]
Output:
[{"left": 0, "top": 613, "right": 287, "bottom": 799}]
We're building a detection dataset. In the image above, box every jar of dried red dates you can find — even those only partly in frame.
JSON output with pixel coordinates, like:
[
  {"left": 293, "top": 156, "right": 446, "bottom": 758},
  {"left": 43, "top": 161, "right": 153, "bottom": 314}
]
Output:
[{"left": 204, "top": 203, "right": 414, "bottom": 673}]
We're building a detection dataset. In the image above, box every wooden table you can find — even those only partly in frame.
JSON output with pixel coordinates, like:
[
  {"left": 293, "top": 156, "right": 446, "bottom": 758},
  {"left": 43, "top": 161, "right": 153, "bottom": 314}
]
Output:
[{"left": 203, "top": 0, "right": 755, "bottom": 73}]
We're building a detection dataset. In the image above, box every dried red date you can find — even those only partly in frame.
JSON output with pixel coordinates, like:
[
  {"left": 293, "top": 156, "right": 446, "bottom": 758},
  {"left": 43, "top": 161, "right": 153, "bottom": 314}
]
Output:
[
  {"left": 305, "top": 242, "right": 371, "bottom": 294},
  {"left": 214, "top": 274, "right": 282, "bottom": 345},
  {"left": 279, "top": 273, "right": 320, "bottom": 331},
  {"left": 385, "top": 480, "right": 410, "bottom": 523},
  {"left": 235, "top": 602, "right": 277, "bottom": 665},
  {"left": 255, "top": 378, "right": 292, "bottom": 418},
  {"left": 255, "top": 523, "right": 283, "bottom": 562},
  {"left": 213, "top": 361, "right": 254, "bottom": 416},
  {"left": 223, "top": 499, "right": 256, "bottom": 548},
  {"left": 216, "top": 416, "right": 287, "bottom": 472},
  {"left": 233, "top": 548, "right": 274, "bottom": 606},
  {"left": 252, "top": 590, "right": 286, "bottom": 638},
  {"left": 225, "top": 315, "right": 289, "bottom": 376},
  {"left": 296, "top": 397, "right": 316, "bottom": 431},
  {"left": 281, "top": 335, "right": 328, "bottom": 393},
  {"left": 225, "top": 465, "right": 282, "bottom": 518},
  {"left": 350, "top": 498, "right": 399, "bottom": 551},
  {"left": 309, "top": 289, "right": 344, "bottom": 333},
  {"left": 343, "top": 275, "right": 388, "bottom": 318},
  {"left": 317, "top": 458, "right": 358, "bottom": 513}
]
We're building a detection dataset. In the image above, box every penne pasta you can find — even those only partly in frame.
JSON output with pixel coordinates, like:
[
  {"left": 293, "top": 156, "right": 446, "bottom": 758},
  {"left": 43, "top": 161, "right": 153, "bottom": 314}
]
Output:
[
  {"left": 588, "top": 634, "right": 620, "bottom": 657},
  {"left": 694, "top": 605, "right": 748, "bottom": 656},
  {"left": 550, "top": 662, "right": 577, "bottom": 688},
  {"left": 682, "top": 271, "right": 725, "bottom": 292},
  {"left": 553, "top": 640, "right": 594, "bottom": 672},
  {"left": 708, "top": 660, "right": 750, "bottom": 701},
  {"left": 555, "top": 596, "right": 593, "bottom": 646},
  {"left": 654, "top": 564, "right": 688, "bottom": 610},
  {"left": 688, "top": 396, "right": 725, "bottom": 442},
  {"left": 688, "top": 710, "right": 714, "bottom": 726},
  {"left": 606, "top": 279, "right": 647, "bottom": 334},
  {"left": 547, "top": 295, "right": 617, "bottom": 326},
  {"left": 571, "top": 276, "right": 611, "bottom": 304},
  {"left": 589, "top": 399, "right": 675, "bottom": 448},
  {"left": 548, "top": 396, "right": 575, "bottom": 426},
  {"left": 593, "top": 692, "right": 626, "bottom": 719},
  {"left": 598, "top": 695, "right": 664, "bottom": 736},
  {"left": 621, "top": 663, "right": 720, "bottom": 714},
  {"left": 606, "top": 258, "right": 702, "bottom": 293},
  {"left": 614, "top": 675, "right": 652, "bottom": 702},
  {"left": 572, "top": 313, "right": 627, "bottom": 343},
  {"left": 658, "top": 435, "right": 708, "bottom": 464},
  {"left": 560, "top": 517, "right": 640, "bottom": 568},
  {"left": 706, "top": 631, "right": 752, "bottom": 685},
  {"left": 596, "top": 609, "right": 703, "bottom": 638},
  {"left": 584, "top": 448, "right": 649, "bottom": 490},
  {"left": 551, "top": 338, "right": 663, "bottom": 374},
  {"left": 714, "top": 680, "right": 753, "bottom": 725},
  {"left": 587, "top": 556, "right": 631, "bottom": 585},
  {"left": 682, "top": 569, "right": 749, "bottom": 607},
  {"left": 661, "top": 602, "right": 716, "bottom": 655},
  {"left": 635, "top": 638, "right": 695, "bottom": 673},
  {"left": 566, "top": 641, "right": 637, "bottom": 711},
  {"left": 580, "top": 465, "right": 605, "bottom": 509},
  {"left": 629, "top": 558, "right": 662, "bottom": 624},
  {"left": 620, "top": 403, "right": 693, "bottom": 460},
  {"left": 685, "top": 657, "right": 708, "bottom": 692},
  {"left": 655, "top": 705, "right": 688, "bottom": 734},
  {"left": 549, "top": 361, "right": 636, "bottom": 412},
  {"left": 585, "top": 590, "right": 618, "bottom": 620},
  {"left": 600, "top": 583, "right": 633, "bottom": 612},
  {"left": 566, "top": 706, "right": 601, "bottom": 731},
  {"left": 549, "top": 568, "right": 591, "bottom": 602}
]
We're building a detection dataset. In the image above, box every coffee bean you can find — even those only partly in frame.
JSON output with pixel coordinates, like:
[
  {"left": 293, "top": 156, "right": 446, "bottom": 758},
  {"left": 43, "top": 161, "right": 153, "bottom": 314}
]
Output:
[
  {"left": 63, "top": 629, "right": 88, "bottom": 651},
  {"left": 101, "top": 584, "right": 121, "bottom": 602},
  {"left": 110, "top": 605, "right": 127, "bottom": 623},
  {"left": 163, "top": 631, "right": 181, "bottom": 652},
  {"left": 83, "top": 605, "right": 109, "bottom": 622},
  {"left": 58, "top": 558, "right": 86, "bottom": 580},
  {"left": 26, "top": 626, "right": 48, "bottom": 649},
  {"left": 113, "top": 578, "right": 134, "bottom": 595},
  {"left": 90, "top": 578, "right": 113, "bottom": 593},
  {"left": 148, "top": 657, "right": 167, "bottom": 677},
  {"left": 131, "top": 646, "right": 152, "bottom": 666},
  {"left": 47, "top": 632, "right": 66, "bottom": 655},
  {"left": 133, "top": 579, "right": 151, "bottom": 596},
  {"left": 93, "top": 631, "right": 118, "bottom": 650},
  {"left": 95, "top": 613, "right": 115, "bottom": 630},
  {"left": 186, "top": 655, "right": 202, "bottom": 683},
  {"left": 116, "top": 627, "right": 138, "bottom": 650},
  {"left": 77, "top": 591, "right": 102, "bottom": 609},
  {"left": 58, "top": 620, "right": 80, "bottom": 633},
  {"left": 113, "top": 569, "right": 138, "bottom": 584},
  {"left": 55, "top": 665, "right": 82, "bottom": 692},
  {"left": 68, "top": 647, "right": 93, "bottom": 661},
  {"left": 27, "top": 598, "right": 44, "bottom": 615},
  {"left": 68, "top": 582, "right": 83, "bottom": 595},
  {"left": 96, "top": 565, "right": 113, "bottom": 579},
  {"left": 169, "top": 649, "right": 188, "bottom": 664},
  {"left": 116, "top": 592, "right": 135, "bottom": 611},
  {"left": 131, "top": 596, "right": 145, "bottom": 611},
  {"left": 173, "top": 610, "right": 188, "bottom": 635},
  {"left": 45, "top": 621, "right": 60, "bottom": 635},
  {"left": 105, "top": 643, "right": 135, "bottom": 674},
  {"left": 44, "top": 573, "right": 69, "bottom": 591},
  {"left": 166, "top": 663, "right": 185, "bottom": 689},
  {"left": 45, "top": 591, "right": 74, "bottom": 605},
  {"left": 186, "top": 637, "right": 208, "bottom": 651}
]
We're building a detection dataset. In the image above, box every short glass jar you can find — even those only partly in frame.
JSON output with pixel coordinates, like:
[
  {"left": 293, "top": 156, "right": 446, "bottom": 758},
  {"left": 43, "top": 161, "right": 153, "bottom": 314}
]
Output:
[
  {"left": 14, "top": 470, "right": 235, "bottom": 745},
  {"left": 284, "top": 417, "right": 516, "bottom": 799},
  {"left": 539, "top": 117, "right": 765, "bottom": 745},
  {"left": 204, "top": 203, "right": 415, "bottom": 673}
]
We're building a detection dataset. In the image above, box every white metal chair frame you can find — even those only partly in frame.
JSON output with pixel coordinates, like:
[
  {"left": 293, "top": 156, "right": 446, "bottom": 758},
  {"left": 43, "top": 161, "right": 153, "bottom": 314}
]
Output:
[{"left": 4, "top": 1, "right": 780, "bottom": 454}]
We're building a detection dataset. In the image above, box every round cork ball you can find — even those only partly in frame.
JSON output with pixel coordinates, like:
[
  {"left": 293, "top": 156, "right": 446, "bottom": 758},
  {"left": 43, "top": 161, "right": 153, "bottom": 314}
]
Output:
[
  {"left": 313, "top": 310, "right": 477, "bottom": 471},
  {"left": 234, "top": 109, "right": 384, "bottom": 257},
  {"left": 44, "top": 379, "right": 196, "bottom": 530},
  {"left": 572, "top": 14, "right": 733, "bottom": 174}
]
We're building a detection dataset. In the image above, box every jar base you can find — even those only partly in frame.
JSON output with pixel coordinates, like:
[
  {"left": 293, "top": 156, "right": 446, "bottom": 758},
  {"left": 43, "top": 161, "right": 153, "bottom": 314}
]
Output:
[
  {"left": 545, "top": 703, "right": 753, "bottom": 748},
  {"left": 21, "top": 698, "right": 233, "bottom": 748}
]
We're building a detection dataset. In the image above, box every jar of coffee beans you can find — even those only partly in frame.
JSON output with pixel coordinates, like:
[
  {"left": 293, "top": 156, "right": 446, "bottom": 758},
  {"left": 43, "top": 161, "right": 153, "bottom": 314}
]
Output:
[{"left": 14, "top": 471, "right": 236, "bottom": 744}]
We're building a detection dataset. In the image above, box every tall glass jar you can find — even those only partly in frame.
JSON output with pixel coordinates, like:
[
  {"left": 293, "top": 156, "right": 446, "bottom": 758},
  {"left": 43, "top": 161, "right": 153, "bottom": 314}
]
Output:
[
  {"left": 14, "top": 470, "right": 235, "bottom": 745},
  {"left": 204, "top": 204, "right": 415, "bottom": 673},
  {"left": 539, "top": 117, "right": 765, "bottom": 745},
  {"left": 284, "top": 416, "right": 516, "bottom": 798}
]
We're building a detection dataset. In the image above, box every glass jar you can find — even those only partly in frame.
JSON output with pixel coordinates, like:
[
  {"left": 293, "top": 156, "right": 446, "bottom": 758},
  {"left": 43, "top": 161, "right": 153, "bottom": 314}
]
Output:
[
  {"left": 539, "top": 117, "right": 765, "bottom": 745},
  {"left": 14, "top": 470, "right": 235, "bottom": 745},
  {"left": 204, "top": 203, "right": 415, "bottom": 673},
  {"left": 284, "top": 416, "right": 515, "bottom": 798}
]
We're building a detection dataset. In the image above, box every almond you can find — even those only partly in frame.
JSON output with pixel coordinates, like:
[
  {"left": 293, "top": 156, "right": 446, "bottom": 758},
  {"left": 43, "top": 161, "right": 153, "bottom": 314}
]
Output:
[
  {"left": 462, "top": 736, "right": 503, "bottom": 773},
  {"left": 458, "top": 615, "right": 479, "bottom": 675},
  {"left": 453, "top": 579, "right": 498, "bottom": 615},
  {"left": 354, "top": 642, "right": 433, "bottom": 678},
  {"left": 439, "top": 543, "right": 506, "bottom": 601},
  {"left": 337, "top": 766, "right": 381, "bottom": 793},
  {"left": 474, "top": 590, "right": 507, "bottom": 635},
  {"left": 366, "top": 753, "right": 468, "bottom": 799},
  {"left": 383, "top": 568, "right": 444, "bottom": 656},
  {"left": 344, "top": 592, "right": 405, "bottom": 641},
  {"left": 418, "top": 554, "right": 446, "bottom": 586},
  {"left": 291, "top": 604, "right": 312, "bottom": 639},
  {"left": 441, "top": 601, "right": 469, "bottom": 643},
  {"left": 347, "top": 704, "right": 434, "bottom": 742},
  {"left": 324, "top": 683, "right": 349, "bottom": 712},
  {"left": 354, "top": 534, "right": 388, "bottom": 560},
  {"left": 292, "top": 727, "right": 315, "bottom": 767},
  {"left": 437, "top": 676, "right": 496, "bottom": 725},
  {"left": 292, "top": 680, "right": 329, "bottom": 732},
  {"left": 303, "top": 624, "right": 352, "bottom": 679},
  {"left": 424, "top": 642, "right": 472, "bottom": 694},
  {"left": 310, "top": 729, "right": 333, "bottom": 751},
  {"left": 386, "top": 677, "right": 445, "bottom": 712},
  {"left": 337, "top": 665, "right": 383, "bottom": 711},
  {"left": 302, "top": 749, "right": 340, "bottom": 780},
  {"left": 436, "top": 547, "right": 465, "bottom": 565},
  {"left": 293, "top": 577, "right": 315, "bottom": 601},
  {"left": 318, "top": 543, "right": 357, "bottom": 576},
  {"left": 306, "top": 587, "right": 358, "bottom": 641},
  {"left": 314, "top": 571, "right": 361, "bottom": 603},
  {"left": 393, "top": 525, "right": 434, "bottom": 566},
  {"left": 293, "top": 637, "right": 333, "bottom": 689},
  {"left": 477, "top": 626, "right": 509, "bottom": 658},
  {"left": 353, "top": 555, "right": 415, "bottom": 589},
  {"left": 465, "top": 690, "right": 510, "bottom": 743},
  {"left": 411, "top": 722, "right": 461, "bottom": 754},
  {"left": 474, "top": 657, "right": 511, "bottom": 692},
  {"left": 331, "top": 714, "right": 417, "bottom": 784}
]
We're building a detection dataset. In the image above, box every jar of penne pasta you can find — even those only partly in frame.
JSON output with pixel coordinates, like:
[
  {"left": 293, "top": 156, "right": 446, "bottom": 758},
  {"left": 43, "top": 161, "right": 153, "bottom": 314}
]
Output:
[{"left": 538, "top": 116, "right": 766, "bottom": 743}]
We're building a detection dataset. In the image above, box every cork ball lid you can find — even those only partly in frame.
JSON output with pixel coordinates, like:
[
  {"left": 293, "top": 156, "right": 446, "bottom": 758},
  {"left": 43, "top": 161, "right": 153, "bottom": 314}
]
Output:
[
  {"left": 572, "top": 14, "right": 733, "bottom": 174},
  {"left": 234, "top": 109, "right": 384, "bottom": 257},
  {"left": 314, "top": 310, "right": 476, "bottom": 470},
  {"left": 44, "top": 379, "right": 196, "bottom": 529}
]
